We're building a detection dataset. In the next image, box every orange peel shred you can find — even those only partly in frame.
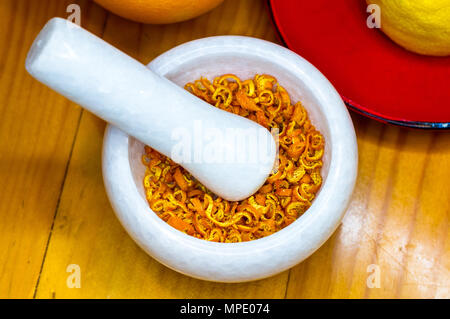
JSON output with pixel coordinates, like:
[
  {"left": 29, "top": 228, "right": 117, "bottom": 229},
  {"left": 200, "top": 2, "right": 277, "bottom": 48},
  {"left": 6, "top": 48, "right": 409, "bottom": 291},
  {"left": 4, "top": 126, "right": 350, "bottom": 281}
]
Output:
[{"left": 142, "top": 74, "right": 325, "bottom": 243}]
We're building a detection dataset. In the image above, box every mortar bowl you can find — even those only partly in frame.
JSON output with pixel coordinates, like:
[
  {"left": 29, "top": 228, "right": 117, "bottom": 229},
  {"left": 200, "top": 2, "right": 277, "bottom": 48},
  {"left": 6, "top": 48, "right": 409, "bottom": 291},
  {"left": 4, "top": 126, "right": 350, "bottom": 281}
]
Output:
[{"left": 102, "top": 36, "right": 358, "bottom": 282}]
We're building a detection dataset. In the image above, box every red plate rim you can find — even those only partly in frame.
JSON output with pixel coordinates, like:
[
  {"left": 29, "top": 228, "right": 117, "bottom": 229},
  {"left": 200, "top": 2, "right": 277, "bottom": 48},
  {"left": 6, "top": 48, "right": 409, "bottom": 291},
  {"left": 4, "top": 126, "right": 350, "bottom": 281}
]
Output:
[{"left": 266, "top": 0, "right": 450, "bottom": 130}]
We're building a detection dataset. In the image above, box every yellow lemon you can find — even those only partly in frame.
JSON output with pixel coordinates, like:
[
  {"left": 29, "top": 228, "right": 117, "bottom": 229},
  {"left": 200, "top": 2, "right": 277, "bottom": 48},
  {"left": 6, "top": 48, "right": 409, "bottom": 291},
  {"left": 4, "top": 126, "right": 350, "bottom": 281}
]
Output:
[{"left": 366, "top": 0, "right": 450, "bottom": 56}]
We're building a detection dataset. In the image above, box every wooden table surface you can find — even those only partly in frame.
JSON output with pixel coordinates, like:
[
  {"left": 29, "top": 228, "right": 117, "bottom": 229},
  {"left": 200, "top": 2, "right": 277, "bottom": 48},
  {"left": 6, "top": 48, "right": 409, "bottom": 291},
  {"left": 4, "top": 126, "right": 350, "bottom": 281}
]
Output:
[{"left": 0, "top": 0, "right": 448, "bottom": 299}]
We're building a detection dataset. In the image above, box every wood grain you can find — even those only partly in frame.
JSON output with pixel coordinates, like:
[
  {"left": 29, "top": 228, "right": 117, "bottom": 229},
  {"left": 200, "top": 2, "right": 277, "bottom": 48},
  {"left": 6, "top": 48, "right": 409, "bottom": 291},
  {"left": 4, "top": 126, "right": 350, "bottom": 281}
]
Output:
[
  {"left": 0, "top": 0, "right": 84, "bottom": 298},
  {"left": 285, "top": 117, "right": 450, "bottom": 299},
  {"left": 0, "top": 0, "right": 448, "bottom": 299}
]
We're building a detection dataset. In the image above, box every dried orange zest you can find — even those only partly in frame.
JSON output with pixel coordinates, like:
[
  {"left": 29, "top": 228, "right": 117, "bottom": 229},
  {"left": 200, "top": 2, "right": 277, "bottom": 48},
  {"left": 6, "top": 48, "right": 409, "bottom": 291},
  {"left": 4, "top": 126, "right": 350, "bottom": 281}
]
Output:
[
  {"left": 174, "top": 168, "right": 188, "bottom": 191},
  {"left": 142, "top": 74, "right": 325, "bottom": 242}
]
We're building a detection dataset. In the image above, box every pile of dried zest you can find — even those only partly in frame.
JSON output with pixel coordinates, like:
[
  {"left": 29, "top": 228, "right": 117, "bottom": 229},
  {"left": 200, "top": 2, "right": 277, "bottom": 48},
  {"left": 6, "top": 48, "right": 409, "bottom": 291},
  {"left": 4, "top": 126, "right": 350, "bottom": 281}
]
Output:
[{"left": 142, "top": 74, "right": 325, "bottom": 243}]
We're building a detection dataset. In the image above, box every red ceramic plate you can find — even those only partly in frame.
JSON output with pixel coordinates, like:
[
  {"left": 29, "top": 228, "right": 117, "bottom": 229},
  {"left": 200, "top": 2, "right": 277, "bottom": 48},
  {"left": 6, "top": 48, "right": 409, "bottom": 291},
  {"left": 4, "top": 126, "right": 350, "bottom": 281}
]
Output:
[{"left": 268, "top": 0, "right": 450, "bottom": 129}]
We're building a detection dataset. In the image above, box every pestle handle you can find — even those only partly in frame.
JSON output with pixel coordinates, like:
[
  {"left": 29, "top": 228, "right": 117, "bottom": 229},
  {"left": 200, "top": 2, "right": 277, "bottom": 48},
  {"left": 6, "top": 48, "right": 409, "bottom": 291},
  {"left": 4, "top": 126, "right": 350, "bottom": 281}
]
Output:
[{"left": 25, "top": 18, "right": 276, "bottom": 201}]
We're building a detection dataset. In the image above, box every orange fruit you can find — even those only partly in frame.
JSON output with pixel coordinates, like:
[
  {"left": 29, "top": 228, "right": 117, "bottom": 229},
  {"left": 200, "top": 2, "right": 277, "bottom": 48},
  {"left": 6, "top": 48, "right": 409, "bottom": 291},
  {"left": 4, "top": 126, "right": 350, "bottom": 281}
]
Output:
[{"left": 93, "top": 0, "right": 225, "bottom": 24}]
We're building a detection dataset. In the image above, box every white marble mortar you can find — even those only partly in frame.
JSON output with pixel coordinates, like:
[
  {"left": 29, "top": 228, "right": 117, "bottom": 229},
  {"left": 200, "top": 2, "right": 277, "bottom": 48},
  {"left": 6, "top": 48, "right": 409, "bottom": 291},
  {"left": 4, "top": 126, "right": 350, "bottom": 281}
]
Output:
[{"left": 102, "top": 36, "right": 358, "bottom": 282}]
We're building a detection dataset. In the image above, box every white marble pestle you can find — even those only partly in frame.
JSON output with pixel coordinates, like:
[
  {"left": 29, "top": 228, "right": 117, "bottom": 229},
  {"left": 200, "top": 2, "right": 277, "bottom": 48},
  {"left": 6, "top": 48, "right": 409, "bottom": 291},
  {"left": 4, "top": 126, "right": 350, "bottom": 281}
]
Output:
[{"left": 25, "top": 18, "right": 276, "bottom": 201}]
